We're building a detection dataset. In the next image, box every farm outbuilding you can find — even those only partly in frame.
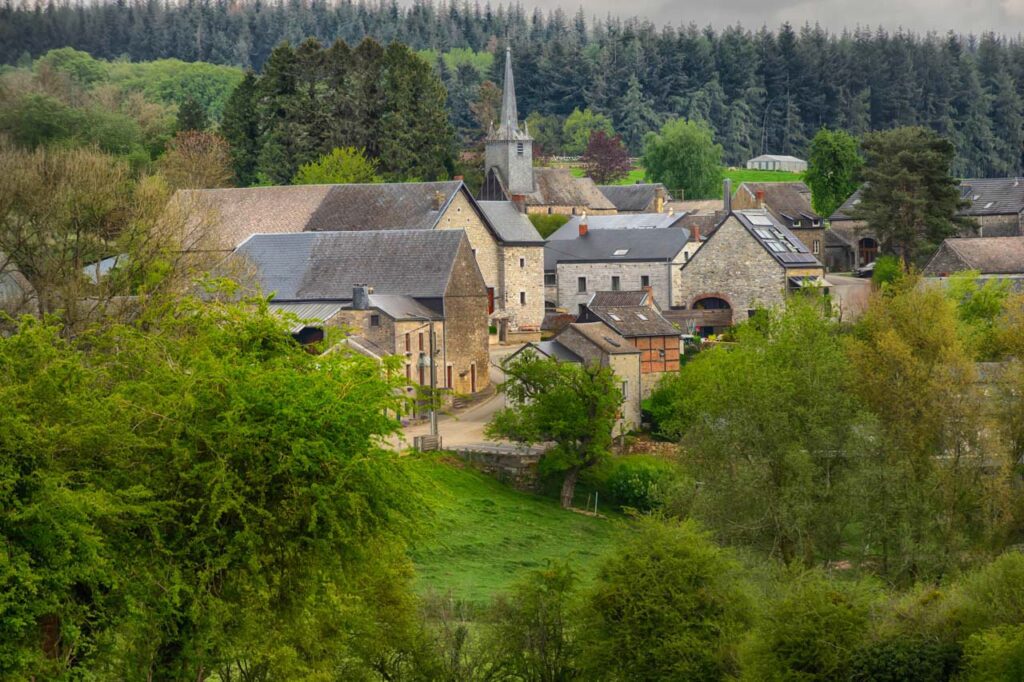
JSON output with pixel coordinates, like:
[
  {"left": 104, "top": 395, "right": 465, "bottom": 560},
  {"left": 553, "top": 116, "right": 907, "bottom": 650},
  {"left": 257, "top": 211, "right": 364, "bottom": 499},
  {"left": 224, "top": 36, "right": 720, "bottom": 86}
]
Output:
[{"left": 745, "top": 154, "right": 808, "bottom": 173}]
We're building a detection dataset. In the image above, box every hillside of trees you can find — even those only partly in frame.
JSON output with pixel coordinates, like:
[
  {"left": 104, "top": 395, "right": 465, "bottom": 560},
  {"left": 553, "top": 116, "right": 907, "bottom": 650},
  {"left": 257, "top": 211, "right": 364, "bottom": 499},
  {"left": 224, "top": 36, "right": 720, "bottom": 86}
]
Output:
[{"left": 2, "top": 1, "right": 1023, "bottom": 176}]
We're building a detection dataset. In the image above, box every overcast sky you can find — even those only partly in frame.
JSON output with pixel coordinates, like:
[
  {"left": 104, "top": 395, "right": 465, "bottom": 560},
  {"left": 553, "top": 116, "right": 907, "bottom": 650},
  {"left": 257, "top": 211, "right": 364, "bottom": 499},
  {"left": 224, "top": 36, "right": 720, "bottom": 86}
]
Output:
[{"left": 517, "top": 0, "right": 1024, "bottom": 35}]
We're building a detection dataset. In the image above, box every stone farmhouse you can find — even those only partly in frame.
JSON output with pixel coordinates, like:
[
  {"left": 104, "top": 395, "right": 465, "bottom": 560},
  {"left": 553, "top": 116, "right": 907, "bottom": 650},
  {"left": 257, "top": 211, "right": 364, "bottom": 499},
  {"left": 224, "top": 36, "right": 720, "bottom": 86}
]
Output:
[
  {"left": 577, "top": 290, "right": 681, "bottom": 398},
  {"left": 508, "top": 322, "right": 642, "bottom": 433},
  {"left": 544, "top": 221, "right": 691, "bottom": 315},
  {"left": 923, "top": 236, "right": 1024, "bottom": 286},
  {"left": 674, "top": 208, "right": 826, "bottom": 335},
  {"left": 231, "top": 229, "right": 490, "bottom": 397},
  {"left": 828, "top": 178, "right": 1024, "bottom": 270},
  {"left": 174, "top": 179, "right": 544, "bottom": 339},
  {"left": 597, "top": 183, "right": 672, "bottom": 213},
  {"left": 479, "top": 49, "right": 616, "bottom": 216},
  {"left": 732, "top": 181, "right": 824, "bottom": 261}
]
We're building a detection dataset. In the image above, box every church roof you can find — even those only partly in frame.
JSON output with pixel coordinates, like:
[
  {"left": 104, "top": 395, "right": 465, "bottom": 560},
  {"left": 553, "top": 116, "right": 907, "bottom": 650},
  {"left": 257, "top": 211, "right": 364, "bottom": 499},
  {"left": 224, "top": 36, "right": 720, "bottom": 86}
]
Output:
[{"left": 526, "top": 169, "right": 616, "bottom": 211}]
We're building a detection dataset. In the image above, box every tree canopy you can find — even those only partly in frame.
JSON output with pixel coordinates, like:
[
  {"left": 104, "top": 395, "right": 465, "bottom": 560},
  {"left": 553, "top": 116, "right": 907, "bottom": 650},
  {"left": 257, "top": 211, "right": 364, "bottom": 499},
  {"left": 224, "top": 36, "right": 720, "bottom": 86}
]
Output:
[
  {"left": 804, "top": 128, "right": 863, "bottom": 217},
  {"left": 642, "top": 118, "right": 724, "bottom": 200}
]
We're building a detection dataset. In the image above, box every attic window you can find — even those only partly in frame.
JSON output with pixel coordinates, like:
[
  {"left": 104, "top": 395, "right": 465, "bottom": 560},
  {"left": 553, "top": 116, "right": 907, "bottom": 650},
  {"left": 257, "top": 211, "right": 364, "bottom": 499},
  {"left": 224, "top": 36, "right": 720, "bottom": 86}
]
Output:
[
  {"left": 613, "top": 249, "right": 629, "bottom": 256},
  {"left": 984, "top": 202, "right": 995, "bottom": 209},
  {"left": 370, "top": 315, "right": 380, "bottom": 327},
  {"left": 636, "top": 313, "right": 648, "bottom": 321},
  {"left": 609, "top": 313, "right": 622, "bottom": 321},
  {"left": 748, "top": 214, "right": 774, "bottom": 226},
  {"left": 973, "top": 195, "right": 981, "bottom": 201}
]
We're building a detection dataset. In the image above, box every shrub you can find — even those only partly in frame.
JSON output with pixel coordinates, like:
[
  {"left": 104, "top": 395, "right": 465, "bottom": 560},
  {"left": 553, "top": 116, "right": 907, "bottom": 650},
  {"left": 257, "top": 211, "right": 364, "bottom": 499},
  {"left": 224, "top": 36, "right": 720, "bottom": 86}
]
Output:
[
  {"left": 602, "top": 456, "right": 681, "bottom": 512},
  {"left": 528, "top": 213, "right": 569, "bottom": 238},
  {"left": 871, "top": 254, "right": 903, "bottom": 287},
  {"left": 581, "top": 519, "right": 753, "bottom": 681},
  {"left": 848, "top": 637, "right": 960, "bottom": 681},
  {"left": 960, "top": 625, "right": 1024, "bottom": 682}
]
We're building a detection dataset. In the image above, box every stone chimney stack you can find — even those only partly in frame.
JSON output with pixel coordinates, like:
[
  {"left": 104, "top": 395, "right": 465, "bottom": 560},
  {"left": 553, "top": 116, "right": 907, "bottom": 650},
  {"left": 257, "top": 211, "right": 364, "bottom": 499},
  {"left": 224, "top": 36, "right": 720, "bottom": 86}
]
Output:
[
  {"left": 578, "top": 213, "right": 589, "bottom": 237},
  {"left": 756, "top": 189, "right": 766, "bottom": 209},
  {"left": 723, "top": 178, "right": 732, "bottom": 213},
  {"left": 433, "top": 191, "right": 446, "bottom": 210},
  {"left": 692, "top": 225, "right": 702, "bottom": 243},
  {"left": 353, "top": 284, "right": 371, "bottom": 310}
]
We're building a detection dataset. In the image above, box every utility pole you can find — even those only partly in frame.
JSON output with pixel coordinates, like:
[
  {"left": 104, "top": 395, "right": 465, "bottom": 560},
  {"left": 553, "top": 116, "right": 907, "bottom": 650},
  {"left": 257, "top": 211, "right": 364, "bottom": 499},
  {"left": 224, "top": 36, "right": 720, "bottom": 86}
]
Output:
[{"left": 428, "top": 319, "right": 438, "bottom": 438}]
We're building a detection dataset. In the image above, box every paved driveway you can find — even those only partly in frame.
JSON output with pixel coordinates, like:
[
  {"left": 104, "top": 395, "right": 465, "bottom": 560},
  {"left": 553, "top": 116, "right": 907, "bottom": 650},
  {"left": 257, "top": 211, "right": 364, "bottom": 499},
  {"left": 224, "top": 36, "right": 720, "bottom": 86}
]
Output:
[
  {"left": 389, "top": 345, "right": 522, "bottom": 451},
  {"left": 826, "top": 273, "right": 872, "bottom": 322}
]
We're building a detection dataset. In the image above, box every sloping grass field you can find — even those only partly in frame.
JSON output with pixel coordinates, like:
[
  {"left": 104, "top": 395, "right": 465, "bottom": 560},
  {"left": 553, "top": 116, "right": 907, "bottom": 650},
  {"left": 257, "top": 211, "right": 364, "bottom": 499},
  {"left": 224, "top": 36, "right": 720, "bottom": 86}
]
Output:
[{"left": 407, "top": 455, "right": 628, "bottom": 607}]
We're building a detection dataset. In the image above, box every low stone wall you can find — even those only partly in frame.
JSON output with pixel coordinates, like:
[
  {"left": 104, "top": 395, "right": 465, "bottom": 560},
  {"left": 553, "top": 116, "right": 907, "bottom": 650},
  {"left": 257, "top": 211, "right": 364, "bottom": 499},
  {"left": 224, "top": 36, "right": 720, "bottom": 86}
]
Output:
[{"left": 450, "top": 445, "right": 545, "bottom": 490}]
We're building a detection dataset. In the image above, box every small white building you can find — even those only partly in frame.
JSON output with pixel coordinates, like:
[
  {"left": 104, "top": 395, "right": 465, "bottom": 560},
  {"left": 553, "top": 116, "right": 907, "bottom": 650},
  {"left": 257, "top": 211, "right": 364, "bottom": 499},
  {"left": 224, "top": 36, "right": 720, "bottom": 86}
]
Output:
[{"left": 746, "top": 154, "right": 807, "bottom": 173}]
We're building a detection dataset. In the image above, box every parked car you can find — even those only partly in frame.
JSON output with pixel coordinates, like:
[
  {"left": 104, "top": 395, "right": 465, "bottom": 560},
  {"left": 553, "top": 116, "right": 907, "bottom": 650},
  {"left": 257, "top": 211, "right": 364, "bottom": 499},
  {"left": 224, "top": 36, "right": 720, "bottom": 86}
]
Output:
[{"left": 855, "top": 261, "right": 875, "bottom": 278}]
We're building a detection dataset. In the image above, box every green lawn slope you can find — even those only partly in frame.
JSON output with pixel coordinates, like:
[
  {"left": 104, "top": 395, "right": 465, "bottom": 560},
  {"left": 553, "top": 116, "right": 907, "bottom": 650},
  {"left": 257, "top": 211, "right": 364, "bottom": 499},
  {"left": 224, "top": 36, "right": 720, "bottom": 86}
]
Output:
[{"left": 408, "top": 455, "right": 628, "bottom": 607}]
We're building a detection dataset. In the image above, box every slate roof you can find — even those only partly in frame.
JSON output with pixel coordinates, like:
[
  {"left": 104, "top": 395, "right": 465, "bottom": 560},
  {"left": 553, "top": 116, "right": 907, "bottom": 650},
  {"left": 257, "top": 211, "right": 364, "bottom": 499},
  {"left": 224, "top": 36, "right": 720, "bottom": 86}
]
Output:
[
  {"left": 550, "top": 212, "right": 688, "bottom": 239},
  {"left": 832, "top": 179, "right": 1024, "bottom": 222},
  {"left": 596, "top": 184, "right": 671, "bottom": 212},
  {"left": 925, "top": 236, "right": 1024, "bottom": 275},
  {"left": 509, "top": 340, "right": 584, "bottom": 364},
  {"left": 738, "top": 182, "right": 821, "bottom": 225},
  {"left": 584, "top": 305, "right": 678, "bottom": 338},
  {"left": 588, "top": 290, "right": 651, "bottom": 307},
  {"left": 959, "top": 178, "right": 1024, "bottom": 216},
  {"left": 526, "top": 169, "right": 617, "bottom": 211},
  {"left": 476, "top": 201, "right": 544, "bottom": 244},
  {"left": 565, "top": 322, "right": 640, "bottom": 355},
  {"left": 234, "top": 230, "right": 465, "bottom": 300},
  {"left": 178, "top": 181, "right": 464, "bottom": 250},
  {"left": 268, "top": 301, "right": 347, "bottom": 332},
  {"left": 733, "top": 210, "right": 822, "bottom": 268},
  {"left": 544, "top": 227, "right": 691, "bottom": 271}
]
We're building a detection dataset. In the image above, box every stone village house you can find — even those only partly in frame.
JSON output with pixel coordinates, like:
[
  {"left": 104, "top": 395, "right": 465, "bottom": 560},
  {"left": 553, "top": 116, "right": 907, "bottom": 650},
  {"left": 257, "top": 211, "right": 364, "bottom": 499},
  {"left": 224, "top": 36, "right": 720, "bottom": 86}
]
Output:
[
  {"left": 230, "top": 229, "right": 491, "bottom": 397},
  {"left": 923, "top": 235, "right": 1024, "bottom": 288},
  {"left": 828, "top": 178, "right": 1024, "bottom": 271},
  {"left": 577, "top": 289, "right": 681, "bottom": 398},
  {"left": 173, "top": 180, "right": 544, "bottom": 341},
  {"left": 732, "top": 181, "right": 825, "bottom": 262},
  {"left": 544, "top": 221, "right": 692, "bottom": 315},
  {"left": 674, "top": 207, "right": 826, "bottom": 335}
]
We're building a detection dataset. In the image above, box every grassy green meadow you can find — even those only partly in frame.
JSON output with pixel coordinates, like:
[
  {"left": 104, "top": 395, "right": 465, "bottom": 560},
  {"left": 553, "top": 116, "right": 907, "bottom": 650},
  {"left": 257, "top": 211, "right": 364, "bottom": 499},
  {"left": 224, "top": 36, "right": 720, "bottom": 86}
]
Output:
[
  {"left": 569, "top": 165, "right": 804, "bottom": 198},
  {"left": 407, "top": 455, "right": 628, "bottom": 607}
]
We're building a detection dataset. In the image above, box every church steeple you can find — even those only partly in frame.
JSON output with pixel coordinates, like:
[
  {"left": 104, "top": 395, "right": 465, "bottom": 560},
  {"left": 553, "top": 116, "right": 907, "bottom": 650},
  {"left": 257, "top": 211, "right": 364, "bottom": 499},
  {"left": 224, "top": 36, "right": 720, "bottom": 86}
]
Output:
[
  {"left": 484, "top": 47, "right": 534, "bottom": 196},
  {"left": 492, "top": 47, "right": 528, "bottom": 141}
]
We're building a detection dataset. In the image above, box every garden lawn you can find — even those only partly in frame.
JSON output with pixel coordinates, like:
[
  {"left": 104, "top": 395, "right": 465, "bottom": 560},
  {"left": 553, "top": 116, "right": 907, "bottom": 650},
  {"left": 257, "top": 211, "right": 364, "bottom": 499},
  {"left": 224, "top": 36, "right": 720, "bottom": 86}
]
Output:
[
  {"left": 569, "top": 166, "right": 803, "bottom": 195},
  {"left": 408, "top": 454, "right": 629, "bottom": 607}
]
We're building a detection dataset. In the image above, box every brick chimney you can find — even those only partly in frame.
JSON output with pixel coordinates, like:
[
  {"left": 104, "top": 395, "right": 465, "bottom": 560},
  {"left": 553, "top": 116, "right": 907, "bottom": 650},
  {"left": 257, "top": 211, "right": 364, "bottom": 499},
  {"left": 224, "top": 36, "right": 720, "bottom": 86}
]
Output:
[
  {"left": 578, "top": 212, "right": 588, "bottom": 237},
  {"left": 454, "top": 175, "right": 464, "bottom": 181},
  {"left": 643, "top": 285, "right": 655, "bottom": 307},
  {"left": 756, "top": 189, "right": 766, "bottom": 209},
  {"left": 692, "top": 225, "right": 702, "bottom": 242}
]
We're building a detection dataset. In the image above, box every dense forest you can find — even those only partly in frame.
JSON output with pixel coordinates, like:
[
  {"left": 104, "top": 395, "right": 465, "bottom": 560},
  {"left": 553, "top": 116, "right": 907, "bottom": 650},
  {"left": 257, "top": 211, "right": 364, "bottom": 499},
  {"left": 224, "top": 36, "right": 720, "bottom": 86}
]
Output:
[{"left": 2, "top": 0, "right": 1024, "bottom": 176}]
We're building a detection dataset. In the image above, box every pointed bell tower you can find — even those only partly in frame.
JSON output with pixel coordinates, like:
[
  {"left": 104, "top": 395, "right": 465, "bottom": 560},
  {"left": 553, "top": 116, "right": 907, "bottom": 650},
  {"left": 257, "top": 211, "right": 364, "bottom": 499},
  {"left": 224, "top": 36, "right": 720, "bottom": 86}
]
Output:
[{"left": 485, "top": 47, "right": 534, "bottom": 197}]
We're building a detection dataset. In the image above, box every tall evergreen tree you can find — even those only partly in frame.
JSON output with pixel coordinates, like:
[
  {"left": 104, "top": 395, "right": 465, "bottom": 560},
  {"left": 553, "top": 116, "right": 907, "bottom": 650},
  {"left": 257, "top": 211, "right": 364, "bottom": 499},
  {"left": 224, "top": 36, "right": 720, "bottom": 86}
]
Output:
[{"left": 220, "top": 71, "right": 260, "bottom": 186}]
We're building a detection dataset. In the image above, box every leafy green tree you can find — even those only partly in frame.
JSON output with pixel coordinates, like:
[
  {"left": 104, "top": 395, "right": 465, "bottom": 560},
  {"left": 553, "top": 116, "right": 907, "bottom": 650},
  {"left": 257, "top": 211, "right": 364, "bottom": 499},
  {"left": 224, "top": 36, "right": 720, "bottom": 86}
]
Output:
[
  {"left": 945, "top": 270, "right": 1012, "bottom": 361},
  {"left": 648, "top": 298, "right": 859, "bottom": 564},
  {"left": 581, "top": 520, "right": 753, "bottom": 681},
  {"left": 804, "top": 128, "right": 863, "bottom": 217},
  {"left": 526, "top": 111, "right": 564, "bottom": 157},
  {"left": 852, "top": 126, "right": 968, "bottom": 267},
  {"left": 175, "top": 95, "right": 209, "bottom": 131},
  {"left": 846, "top": 277, "right": 1009, "bottom": 582},
  {"left": 641, "top": 118, "right": 723, "bottom": 200},
  {"left": 0, "top": 292, "right": 420, "bottom": 679},
  {"left": 34, "top": 47, "right": 107, "bottom": 86},
  {"left": 487, "top": 353, "right": 621, "bottom": 509},
  {"left": 961, "top": 626, "right": 1024, "bottom": 682},
  {"left": 293, "top": 146, "right": 381, "bottom": 185},
  {"left": 561, "top": 107, "right": 614, "bottom": 156},
  {"left": 484, "top": 562, "right": 580, "bottom": 681}
]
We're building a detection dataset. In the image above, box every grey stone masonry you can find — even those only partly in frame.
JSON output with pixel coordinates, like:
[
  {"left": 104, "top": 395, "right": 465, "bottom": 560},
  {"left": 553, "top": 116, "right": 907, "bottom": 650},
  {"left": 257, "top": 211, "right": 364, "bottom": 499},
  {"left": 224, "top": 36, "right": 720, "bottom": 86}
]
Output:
[{"left": 556, "top": 261, "right": 672, "bottom": 314}]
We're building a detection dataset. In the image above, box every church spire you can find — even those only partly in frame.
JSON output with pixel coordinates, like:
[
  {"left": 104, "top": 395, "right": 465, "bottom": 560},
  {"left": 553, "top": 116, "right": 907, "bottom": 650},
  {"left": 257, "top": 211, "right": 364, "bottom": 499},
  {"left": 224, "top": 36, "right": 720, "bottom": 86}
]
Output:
[{"left": 492, "top": 47, "right": 529, "bottom": 141}]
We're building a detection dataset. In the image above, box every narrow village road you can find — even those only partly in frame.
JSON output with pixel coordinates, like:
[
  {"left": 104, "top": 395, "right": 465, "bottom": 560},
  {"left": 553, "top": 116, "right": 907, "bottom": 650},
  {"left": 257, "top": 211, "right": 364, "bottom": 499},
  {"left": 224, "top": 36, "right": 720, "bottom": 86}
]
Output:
[
  {"left": 388, "top": 344, "right": 523, "bottom": 451},
  {"left": 826, "top": 273, "right": 872, "bottom": 322}
]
